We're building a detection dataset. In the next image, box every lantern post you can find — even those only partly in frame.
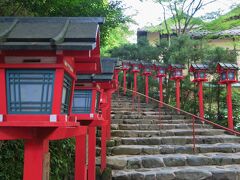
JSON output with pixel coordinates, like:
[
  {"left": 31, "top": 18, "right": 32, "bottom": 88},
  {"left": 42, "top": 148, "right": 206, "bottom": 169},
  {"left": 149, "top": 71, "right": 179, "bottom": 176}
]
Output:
[
  {"left": 189, "top": 64, "right": 208, "bottom": 120},
  {"left": 154, "top": 64, "right": 167, "bottom": 107},
  {"left": 141, "top": 62, "right": 152, "bottom": 103},
  {"left": 130, "top": 61, "right": 141, "bottom": 97},
  {"left": 168, "top": 64, "right": 184, "bottom": 110},
  {"left": 216, "top": 63, "right": 239, "bottom": 130},
  {"left": 122, "top": 61, "right": 130, "bottom": 95}
]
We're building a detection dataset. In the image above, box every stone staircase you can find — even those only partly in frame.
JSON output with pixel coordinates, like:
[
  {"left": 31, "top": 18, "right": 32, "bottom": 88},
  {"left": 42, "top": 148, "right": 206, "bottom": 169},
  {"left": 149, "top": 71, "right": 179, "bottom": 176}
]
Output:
[{"left": 97, "top": 95, "right": 240, "bottom": 180}]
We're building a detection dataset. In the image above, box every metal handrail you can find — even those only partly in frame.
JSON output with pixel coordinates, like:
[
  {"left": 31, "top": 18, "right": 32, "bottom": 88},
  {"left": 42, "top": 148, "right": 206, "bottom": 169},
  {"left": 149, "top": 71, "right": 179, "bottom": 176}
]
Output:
[{"left": 120, "top": 86, "right": 240, "bottom": 136}]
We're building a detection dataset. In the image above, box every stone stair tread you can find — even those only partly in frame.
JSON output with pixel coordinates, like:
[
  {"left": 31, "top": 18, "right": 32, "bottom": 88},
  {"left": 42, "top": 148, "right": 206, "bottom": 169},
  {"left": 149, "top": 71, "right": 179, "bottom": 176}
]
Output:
[
  {"left": 108, "top": 143, "right": 240, "bottom": 155},
  {"left": 104, "top": 153, "right": 240, "bottom": 170},
  {"left": 112, "top": 164, "right": 240, "bottom": 180}
]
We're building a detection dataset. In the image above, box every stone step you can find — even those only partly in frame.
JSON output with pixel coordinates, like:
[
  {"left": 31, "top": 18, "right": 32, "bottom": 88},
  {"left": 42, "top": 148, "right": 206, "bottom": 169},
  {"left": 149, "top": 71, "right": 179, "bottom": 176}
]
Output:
[
  {"left": 104, "top": 152, "right": 240, "bottom": 170},
  {"left": 111, "top": 111, "right": 178, "bottom": 115},
  {"left": 111, "top": 123, "right": 212, "bottom": 130},
  {"left": 110, "top": 129, "right": 225, "bottom": 137},
  {"left": 107, "top": 143, "right": 240, "bottom": 156},
  {"left": 111, "top": 114, "right": 186, "bottom": 120},
  {"left": 112, "top": 108, "right": 156, "bottom": 112},
  {"left": 110, "top": 135, "right": 240, "bottom": 146},
  {"left": 111, "top": 119, "right": 198, "bottom": 124},
  {"left": 111, "top": 164, "right": 240, "bottom": 180}
]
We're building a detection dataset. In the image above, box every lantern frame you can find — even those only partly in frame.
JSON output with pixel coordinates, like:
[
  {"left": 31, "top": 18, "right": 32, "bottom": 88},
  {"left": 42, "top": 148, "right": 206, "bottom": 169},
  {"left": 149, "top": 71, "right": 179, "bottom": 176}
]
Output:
[
  {"left": 189, "top": 64, "right": 208, "bottom": 82},
  {"left": 141, "top": 62, "right": 152, "bottom": 76},
  {"left": 71, "top": 83, "right": 102, "bottom": 121},
  {"left": 0, "top": 52, "right": 77, "bottom": 127},
  {"left": 122, "top": 61, "right": 130, "bottom": 71},
  {"left": 153, "top": 64, "right": 167, "bottom": 78},
  {"left": 168, "top": 64, "right": 184, "bottom": 80},
  {"left": 130, "top": 62, "right": 141, "bottom": 73},
  {"left": 216, "top": 63, "right": 239, "bottom": 84}
]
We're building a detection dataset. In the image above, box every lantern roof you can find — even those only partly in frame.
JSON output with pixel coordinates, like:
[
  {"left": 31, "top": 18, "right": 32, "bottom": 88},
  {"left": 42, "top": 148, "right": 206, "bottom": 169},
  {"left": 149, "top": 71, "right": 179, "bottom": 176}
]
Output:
[
  {"left": 168, "top": 64, "right": 185, "bottom": 70},
  {"left": 77, "top": 58, "right": 117, "bottom": 82},
  {"left": 189, "top": 64, "right": 208, "bottom": 72},
  {"left": 0, "top": 17, "right": 104, "bottom": 50},
  {"left": 216, "top": 63, "right": 239, "bottom": 72}
]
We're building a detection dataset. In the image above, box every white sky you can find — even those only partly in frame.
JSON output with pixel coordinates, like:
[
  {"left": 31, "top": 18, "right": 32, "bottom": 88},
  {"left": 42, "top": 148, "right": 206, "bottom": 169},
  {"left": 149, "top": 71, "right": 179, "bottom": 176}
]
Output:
[{"left": 120, "top": 0, "right": 239, "bottom": 42}]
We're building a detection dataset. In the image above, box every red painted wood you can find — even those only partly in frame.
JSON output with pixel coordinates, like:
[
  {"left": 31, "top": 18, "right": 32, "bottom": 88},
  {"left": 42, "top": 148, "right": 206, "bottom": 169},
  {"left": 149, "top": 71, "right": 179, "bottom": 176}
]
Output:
[
  {"left": 226, "top": 83, "right": 234, "bottom": 130},
  {"left": 88, "top": 127, "right": 96, "bottom": 180},
  {"left": 52, "top": 69, "right": 64, "bottom": 115},
  {"left": 133, "top": 72, "right": 138, "bottom": 97},
  {"left": 0, "top": 69, "right": 7, "bottom": 115},
  {"left": 145, "top": 75, "right": 149, "bottom": 103},
  {"left": 23, "top": 138, "right": 49, "bottom": 180},
  {"left": 175, "top": 79, "right": 181, "bottom": 110},
  {"left": 198, "top": 81, "right": 204, "bottom": 120},
  {"left": 101, "top": 124, "right": 107, "bottom": 171},
  {"left": 75, "top": 134, "right": 87, "bottom": 180},
  {"left": 0, "top": 127, "right": 33, "bottom": 140},
  {"left": 123, "top": 70, "right": 127, "bottom": 95},
  {"left": 159, "top": 77, "right": 163, "bottom": 107}
]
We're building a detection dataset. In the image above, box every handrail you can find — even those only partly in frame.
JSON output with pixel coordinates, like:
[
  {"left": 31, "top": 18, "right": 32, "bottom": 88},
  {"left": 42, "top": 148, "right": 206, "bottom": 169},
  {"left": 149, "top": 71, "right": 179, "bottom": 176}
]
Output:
[{"left": 120, "top": 86, "right": 240, "bottom": 136}]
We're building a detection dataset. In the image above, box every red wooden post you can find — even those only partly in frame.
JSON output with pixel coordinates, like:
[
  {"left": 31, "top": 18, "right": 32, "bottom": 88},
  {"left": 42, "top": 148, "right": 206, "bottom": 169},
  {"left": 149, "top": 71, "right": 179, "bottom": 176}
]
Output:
[
  {"left": 23, "top": 138, "right": 49, "bottom": 180},
  {"left": 101, "top": 124, "right": 107, "bottom": 171},
  {"left": 88, "top": 127, "right": 96, "bottom": 180},
  {"left": 226, "top": 83, "right": 234, "bottom": 130},
  {"left": 159, "top": 77, "right": 163, "bottom": 107},
  {"left": 123, "top": 70, "right": 127, "bottom": 95},
  {"left": 133, "top": 72, "right": 138, "bottom": 97},
  {"left": 176, "top": 79, "right": 181, "bottom": 110},
  {"left": 198, "top": 81, "right": 204, "bottom": 119},
  {"left": 145, "top": 75, "right": 149, "bottom": 103},
  {"left": 75, "top": 135, "right": 87, "bottom": 180}
]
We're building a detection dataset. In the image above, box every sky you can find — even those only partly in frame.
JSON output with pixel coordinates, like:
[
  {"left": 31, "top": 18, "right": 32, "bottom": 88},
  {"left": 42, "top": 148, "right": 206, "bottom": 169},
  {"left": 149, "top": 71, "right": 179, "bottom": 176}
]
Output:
[{"left": 119, "top": 0, "right": 239, "bottom": 42}]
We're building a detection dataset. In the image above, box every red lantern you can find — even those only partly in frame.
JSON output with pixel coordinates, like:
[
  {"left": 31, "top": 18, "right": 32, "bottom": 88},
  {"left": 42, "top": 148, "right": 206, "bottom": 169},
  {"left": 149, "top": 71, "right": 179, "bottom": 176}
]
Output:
[
  {"left": 122, "top": 61, "right": 130, "bottom": 94},
  {"left": 0, "top": 17, "right": 104, "bottom": 180},
  {"left": 130, "top": 61, "right": 141, "bottom": 96},
  {"left": 141, "top": 62, "right": 152, "bottom": 103},
  {"left": 189, "top": 64, "right": 208, "bottom": 119},
  {"left": 153, "top": 64, "right": 167, "bottom": 106},
  {"left": 216, "top": 63, "right": 239, "bottom": 130},
  {"left": 168, "top": 64, "right": 185, "bottom": 110}
]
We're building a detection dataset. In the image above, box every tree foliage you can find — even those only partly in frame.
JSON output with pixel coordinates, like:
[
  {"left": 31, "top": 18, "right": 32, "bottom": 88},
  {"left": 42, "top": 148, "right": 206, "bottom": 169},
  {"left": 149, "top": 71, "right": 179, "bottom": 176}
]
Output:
[{"left": 0, "top": 0, "right": 132, "bottom": 47}]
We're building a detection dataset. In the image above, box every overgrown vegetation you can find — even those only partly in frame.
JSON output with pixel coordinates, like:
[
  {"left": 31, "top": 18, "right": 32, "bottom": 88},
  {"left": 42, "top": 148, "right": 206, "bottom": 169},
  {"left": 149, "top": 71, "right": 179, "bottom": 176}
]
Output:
[{"left": 113, "top": 35, "right": 239, "bottom": 129}]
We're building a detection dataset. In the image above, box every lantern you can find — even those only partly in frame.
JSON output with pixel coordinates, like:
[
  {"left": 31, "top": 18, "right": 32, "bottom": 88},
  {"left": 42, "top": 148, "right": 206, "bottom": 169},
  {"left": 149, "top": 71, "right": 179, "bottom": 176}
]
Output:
[
  {"left": 168, "top": 64, "right": 185, "bottom": 110},
  {"left": 0, "top": 16, "right": 105, "bottom": 180},
  {"left": 189, "top": 64, "right": 208, "bottom": 82},
  {"left": 189, "top": 64, "right": 208, "bottom": 119},
  {"left": 169, "top": 64, "right": 184, "bottom": 80},
  {"left": 216, "top": 63, "right": 239, "bottom": 130},
  {"left": 122, "top": 60, "right": 130, "bottom": 94},
  {"left": 140, "top": 62, "right": 153, "bottom": 103},
  {"left": 122, "top": 60, "right": 130, "bottom": 71},
  {"left": 217, "top": 63, "right": 238, "bottom": 84},
  {"left": 72, "top": 83, "right": 102, "bottom": 121},
  {"left": 153, "top": 64, "right": 166, "bottom": 106},
  {"left": 130, "top": 61, "right": 141, "bottom": 96}
]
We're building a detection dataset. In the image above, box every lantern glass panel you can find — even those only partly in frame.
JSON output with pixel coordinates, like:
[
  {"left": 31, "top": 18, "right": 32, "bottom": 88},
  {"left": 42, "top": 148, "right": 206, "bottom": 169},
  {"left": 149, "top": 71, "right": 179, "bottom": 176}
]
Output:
[
  {"left": 159, "top": 69, "right": 165, "bottom": 74},
  {"left": 228, "top": 71, "right": 235, "bottom": 80},
  {"left": 145, "top": 68, "right": 150, "bottom": 72},
  {"left": 133, "top": 66, "right": 139, "bottom": 70},
  {"left": 221, "top": 72, "right": 227, "bottom": 80},
  {"left": 194, "top": 72, "right": 198, "bottom": 79},
  {"left": 200, "top": 72, "right": 205, "bottom": 78},
  {"left": 123, "top": 64, "right": 129, "bottom": 69},
  {"left": 6, "top": 70, "right": 54, "bottom": 114},
  {"left": 72, "top": 90, "right": 92, "bottom": 114},
  {"left": 176, "top": 70, "right": 182, "bottom": 76},
  {"left": 61, "top": 73, "right": 73, "bottom": 114}
]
